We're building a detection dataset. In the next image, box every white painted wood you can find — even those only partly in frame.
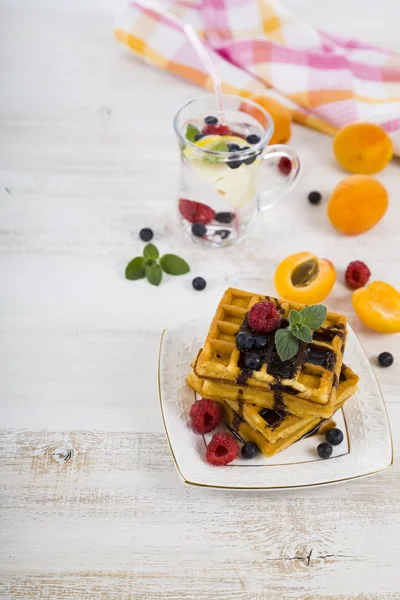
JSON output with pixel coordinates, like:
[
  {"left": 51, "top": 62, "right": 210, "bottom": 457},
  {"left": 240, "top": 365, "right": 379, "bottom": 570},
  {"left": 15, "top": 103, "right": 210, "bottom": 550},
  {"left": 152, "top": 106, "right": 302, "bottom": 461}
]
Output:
[{"left": 0, "top": 0, "right": 399, "bottom": 598}]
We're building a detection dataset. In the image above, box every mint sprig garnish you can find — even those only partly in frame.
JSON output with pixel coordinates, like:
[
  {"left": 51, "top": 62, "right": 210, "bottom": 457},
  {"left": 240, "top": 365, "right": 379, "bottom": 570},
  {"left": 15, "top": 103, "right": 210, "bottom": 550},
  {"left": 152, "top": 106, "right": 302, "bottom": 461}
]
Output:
[
  {"left": 125, "top": 243, "right": 190, "bottom": 287},
  {"left": 275, "top": 304, "right": 327, "bottom": 361},
  {"left": 185, "top": 123, "right": 201, "bottom": 143}
]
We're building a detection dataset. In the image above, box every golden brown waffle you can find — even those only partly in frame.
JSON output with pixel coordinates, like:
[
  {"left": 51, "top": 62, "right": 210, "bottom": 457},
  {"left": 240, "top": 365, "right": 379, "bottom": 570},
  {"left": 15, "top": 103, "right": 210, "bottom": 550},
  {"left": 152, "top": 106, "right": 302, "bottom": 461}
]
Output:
[
  {"left": 191, "top": 288, "right": 347, "bottom": 418},
  {"left": 221, "top": 365, "right": 358, "bottom": 457},
  {"left": 226, "top": 364, "right": 358, "bottom": 443}
]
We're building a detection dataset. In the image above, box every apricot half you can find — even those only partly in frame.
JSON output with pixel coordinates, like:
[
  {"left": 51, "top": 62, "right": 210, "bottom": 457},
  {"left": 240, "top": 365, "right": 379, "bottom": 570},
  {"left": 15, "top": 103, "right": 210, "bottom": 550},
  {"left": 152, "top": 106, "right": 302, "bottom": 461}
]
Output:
[
  {"left": 274, "top": 252, "right": 336, "bottom": 304},
  {"left": 240, "top": 95, "right": 292, "bottom": 145},
  {"left": 333, "top": 122, "right": 393, "bottom": 174},
  {"left": 327, "top": 175, "right": 388, "bottom": 236},
  {"left": 352, "top": 281, "right": 400, "bottom": 333}
]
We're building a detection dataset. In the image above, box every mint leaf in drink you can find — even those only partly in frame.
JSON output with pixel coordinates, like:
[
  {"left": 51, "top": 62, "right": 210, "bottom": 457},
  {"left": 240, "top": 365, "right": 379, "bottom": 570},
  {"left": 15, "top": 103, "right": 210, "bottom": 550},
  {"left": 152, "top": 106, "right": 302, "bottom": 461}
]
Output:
[
  {"left": 143, "top": 243, "right": 159, "bottom": 260},
  {"left": 185, "top": 123, "right": 201, "bottom": 143},
  {"left": 275, "top": 329, "right": 299, "bottom": 362},
  {"left": 160, "top": 254, "right": 190, "bottom": 275},
  {"left": 146, "top": 263, "right": 162, "bottom": 286},
  {"left": 203, "top": 140, "right": 229, "bottom": 164},
  {"left": 300, "top": 305, "right": 327, "bottom": 330},
  {"left": 125, "top": 256, "right": 145, "bottom": 280},
  {"left": 291, "top": 324, "right": 313, "bottom": 343},
  {"left": 289, "top": 309, "right": 302, "bottom": 329}
]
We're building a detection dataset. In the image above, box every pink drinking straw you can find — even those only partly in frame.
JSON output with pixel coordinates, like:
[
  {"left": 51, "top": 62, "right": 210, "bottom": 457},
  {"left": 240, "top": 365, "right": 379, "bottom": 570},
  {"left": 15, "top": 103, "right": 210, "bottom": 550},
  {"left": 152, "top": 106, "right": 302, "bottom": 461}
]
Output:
[
  {"left": 183, "top": 25, "right": 225, "bottom": 122},
  {"left": 183, "top": 25, "right": 240, "bottom": 235}
]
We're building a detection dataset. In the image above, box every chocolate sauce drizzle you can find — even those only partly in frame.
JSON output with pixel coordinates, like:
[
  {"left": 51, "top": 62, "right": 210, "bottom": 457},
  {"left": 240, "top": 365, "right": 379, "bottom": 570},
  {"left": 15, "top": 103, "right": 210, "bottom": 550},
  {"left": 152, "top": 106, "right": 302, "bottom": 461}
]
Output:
[{"left": 236, "top": 312, "right": 338, "bottom": 412}]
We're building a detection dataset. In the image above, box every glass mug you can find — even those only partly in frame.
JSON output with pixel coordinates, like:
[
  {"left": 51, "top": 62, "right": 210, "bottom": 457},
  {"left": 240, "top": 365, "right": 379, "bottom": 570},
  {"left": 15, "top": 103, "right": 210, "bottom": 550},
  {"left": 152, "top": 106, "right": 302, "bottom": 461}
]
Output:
[{"left": 173, "top": 94, "right": 300, "bottom": 247}]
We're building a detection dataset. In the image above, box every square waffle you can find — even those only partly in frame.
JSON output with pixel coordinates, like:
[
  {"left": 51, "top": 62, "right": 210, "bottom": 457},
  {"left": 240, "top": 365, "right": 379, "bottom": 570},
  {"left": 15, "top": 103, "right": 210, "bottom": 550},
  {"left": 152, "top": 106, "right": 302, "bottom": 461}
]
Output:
[
  {"left": 220, "top": 365, "right": 358, "bottom": 457},
  {"left": 189, "top": 288, "right": 347, "bottom": 418},
  {"left": 226, "top": 364, "right": 358, "bottom": 443}
]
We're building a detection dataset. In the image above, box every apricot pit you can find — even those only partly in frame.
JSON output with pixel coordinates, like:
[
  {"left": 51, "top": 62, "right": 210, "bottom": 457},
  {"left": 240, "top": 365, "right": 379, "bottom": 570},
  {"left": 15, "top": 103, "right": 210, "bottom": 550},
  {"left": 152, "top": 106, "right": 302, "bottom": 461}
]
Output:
[{"left": 274, "top": 252, "right": 336, "bottom": 304}]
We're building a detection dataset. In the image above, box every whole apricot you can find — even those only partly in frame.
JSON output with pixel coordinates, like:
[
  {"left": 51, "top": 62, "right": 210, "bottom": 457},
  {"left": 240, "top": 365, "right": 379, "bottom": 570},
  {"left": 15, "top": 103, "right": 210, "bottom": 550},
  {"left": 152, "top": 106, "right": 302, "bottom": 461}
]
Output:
[
  {"left": 240, "top": 95, "right": 292, "bottom": 145},
  {"left": 334, "top": 122, "right": 393, "bottom": 174},
  {"left": 327, "top": 175, "right": 388, "bottom": 235},
  {"left": 352, "top": 281, "right": 400, "bottom": 333},
  {"left": 274, "top": 251, "right": 336, "bottom": 304}
]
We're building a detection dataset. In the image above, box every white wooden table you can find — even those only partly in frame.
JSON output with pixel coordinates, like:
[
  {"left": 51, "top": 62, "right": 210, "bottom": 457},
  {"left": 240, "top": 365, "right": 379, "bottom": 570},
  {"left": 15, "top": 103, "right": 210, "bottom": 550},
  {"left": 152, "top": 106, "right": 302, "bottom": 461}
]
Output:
[{"left": 1, "top": 1, "right": 399, "bottom": 598}]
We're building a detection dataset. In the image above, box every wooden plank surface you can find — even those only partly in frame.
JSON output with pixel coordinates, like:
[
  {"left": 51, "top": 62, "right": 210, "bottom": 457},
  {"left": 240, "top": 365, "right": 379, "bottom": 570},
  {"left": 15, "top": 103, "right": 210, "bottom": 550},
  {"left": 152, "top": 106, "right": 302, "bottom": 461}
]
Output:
[{"left": 0, "top": 1, "right": 399, "bottom": 598}]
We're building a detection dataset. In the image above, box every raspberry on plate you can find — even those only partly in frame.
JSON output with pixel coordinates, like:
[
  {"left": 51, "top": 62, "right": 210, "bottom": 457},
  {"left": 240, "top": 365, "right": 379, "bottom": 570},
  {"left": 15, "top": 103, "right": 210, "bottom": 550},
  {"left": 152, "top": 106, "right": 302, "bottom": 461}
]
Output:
[
  {"left": 179, "top": 198, "right": 215, "bottom": 225},
  {"left": 190, "top": 399, "right": 221, "bottom": 434},
  {"left": 206, "top": 431, "right": 239, "bottom": 466},
  {"left": 248, "top": 301, "right": 281, "bottom": 333},
  {"left": 345, "top": 261, "right": 371, "bottom": 289}
]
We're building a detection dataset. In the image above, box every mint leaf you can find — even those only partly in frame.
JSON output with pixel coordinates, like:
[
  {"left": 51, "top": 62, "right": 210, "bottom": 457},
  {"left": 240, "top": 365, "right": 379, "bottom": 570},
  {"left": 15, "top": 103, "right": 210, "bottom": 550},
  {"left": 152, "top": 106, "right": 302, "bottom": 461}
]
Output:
[
  {"left": 185, "top": 123, "right": 200, "bottom": 143},
  {"left": 275, "top": 329, "right": 299, "bottom": 362},
  {"left": 300, "top": 305, "right": 327, "bottom": 330},
  {"left": 125, "top": 256, "right": 145, "bottom": 280},
  {"left": 289, "top": 309, "right": 302, "bottom": 329},
  {"left": 160, "top": 254, "right": 190, "bottom": 275},
  {"left": 291, "top": 324, "right": 313, "bottom": 343},
  {"left": 143, "top": 243, "right": 159, "bottom": 260},
  {"left": 204, "top": 140, "right": 229, "bottom": 164},
  {"left": 146, "top": 263, "right": 162, "bottom": 286}
]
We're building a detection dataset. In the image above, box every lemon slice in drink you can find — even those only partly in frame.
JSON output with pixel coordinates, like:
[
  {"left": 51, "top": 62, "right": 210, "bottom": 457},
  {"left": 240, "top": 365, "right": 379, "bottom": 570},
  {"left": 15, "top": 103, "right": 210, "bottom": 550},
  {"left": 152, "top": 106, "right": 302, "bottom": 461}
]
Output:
[{"left": 184, "top": 135, "right": 260, "bottom": 208}]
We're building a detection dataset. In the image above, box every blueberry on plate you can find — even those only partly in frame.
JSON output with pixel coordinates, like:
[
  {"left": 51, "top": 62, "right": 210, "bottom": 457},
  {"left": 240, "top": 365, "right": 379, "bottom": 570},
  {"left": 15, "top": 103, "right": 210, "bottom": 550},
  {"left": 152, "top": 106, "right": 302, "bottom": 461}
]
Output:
[
  {"left": 253, "top": 336, "right": 268, "bottom": 350},
  {"left": 246, "top": 134, "right": 261, "bottom": 144},
  {"left": 317, "top": 442, "right": 333, "bottom": 459},
  {"left": 192, "top": 277, "right": 206, "bottom": 291},
  {"left": 326, "top": 428, "right": 343, "bottom": 446},
  {"left": 139, "top": 228, "right": 153, "bottom": 242},
  {"left": 241, "top": 441, "right": 259, "bottom": 459},
  {"left": 244, "top": 354, "right": 261, "bottom": 370},
  {"left": 204, "top": 115, "right": 218, "bottom": 124},
  {"left": 191, "top": 223, "right": 207, "bottom": 237},
  {"left": 236, "top": 332, "right": 254, "bottom": 351},
  {"left": 378, "top": 352, "right": 393, "bottom": 367}
]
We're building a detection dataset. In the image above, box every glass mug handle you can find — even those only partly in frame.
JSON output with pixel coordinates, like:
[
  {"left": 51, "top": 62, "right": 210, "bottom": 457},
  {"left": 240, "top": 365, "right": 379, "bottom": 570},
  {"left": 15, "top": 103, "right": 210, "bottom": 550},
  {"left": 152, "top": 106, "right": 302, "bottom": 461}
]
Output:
[{"left": 258, "top": 145, "right": 301, "bottom": 211}]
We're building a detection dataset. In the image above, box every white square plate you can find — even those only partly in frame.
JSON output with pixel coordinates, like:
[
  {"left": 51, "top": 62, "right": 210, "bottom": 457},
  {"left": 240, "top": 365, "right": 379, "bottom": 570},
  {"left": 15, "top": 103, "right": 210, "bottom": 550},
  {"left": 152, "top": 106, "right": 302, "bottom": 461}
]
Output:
[{"left": 158, "top": 319, "right": 393, "bottom": 490}]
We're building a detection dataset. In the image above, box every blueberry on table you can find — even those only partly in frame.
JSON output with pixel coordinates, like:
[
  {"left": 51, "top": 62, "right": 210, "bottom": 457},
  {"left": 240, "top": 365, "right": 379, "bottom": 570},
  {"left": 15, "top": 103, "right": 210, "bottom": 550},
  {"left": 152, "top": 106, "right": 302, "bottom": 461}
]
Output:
[
  {"left": 326, "top": 428, "right": 344, "bottom": 446},
  {"left": 244, "top": 354, "right": 261, "bottom": 370},
  {"left": 139, "top": 228, "right": 153, "bottom": 242},
  {"left": 204, "top": 115, "right": 218, "bottom": 124},
  {"left": 308, "top": 191, "right": 322, "bottom": 205},
  {"left": 317, "top": 442, "right": 333, "bottom": 459},
  {"left": 246, "top": 134, "right": 261, "bottom": 144},
  {"left": 378, "top": 352, "right": 393, "bottom": 367},
  {"left": 241, "top": 442, "right": 259, "bottom": 459},
  {"left": 192, "top": 277, "right": 206, "bottom": 291},
  {"left": 236, "top": 332, "right": 255, "bottom": 351},
  {"left": 191, "top": 223, "right": 207, "bottom": 237}
]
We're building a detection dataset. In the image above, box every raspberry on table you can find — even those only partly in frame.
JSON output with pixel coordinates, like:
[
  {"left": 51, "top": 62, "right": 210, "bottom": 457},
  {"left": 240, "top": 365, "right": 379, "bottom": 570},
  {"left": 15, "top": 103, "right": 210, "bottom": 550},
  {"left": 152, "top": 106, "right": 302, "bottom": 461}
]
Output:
[
  {"left": 248, "top": 301, "right": 281, "bottom": 333},
  {"left": 278, "top": 156, "right": 292, "bottom": 175},
  {"left": 345, "top": 261, "right": 371, "bottom": 289},
  {"left": 206, "top": 431, "right": 239, "bottom": 466},
  {"left": 190, "top": 399, "right": 221, "bottom": 434}
]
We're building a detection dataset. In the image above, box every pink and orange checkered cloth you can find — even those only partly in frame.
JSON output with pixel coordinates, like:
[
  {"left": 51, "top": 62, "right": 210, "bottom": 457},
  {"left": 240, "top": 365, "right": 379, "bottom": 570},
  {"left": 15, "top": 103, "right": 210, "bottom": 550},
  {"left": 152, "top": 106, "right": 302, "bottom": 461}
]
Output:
[{"left": 115, "top": 0, "right": 400, "bottom": 154}]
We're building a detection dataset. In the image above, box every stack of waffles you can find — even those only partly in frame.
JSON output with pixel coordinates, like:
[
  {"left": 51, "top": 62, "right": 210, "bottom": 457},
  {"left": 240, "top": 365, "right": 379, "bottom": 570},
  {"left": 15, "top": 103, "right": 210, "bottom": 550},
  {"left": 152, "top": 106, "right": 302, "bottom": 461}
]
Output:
[{"left": 187, "top": 288, "right": 359, "bottom": 456}]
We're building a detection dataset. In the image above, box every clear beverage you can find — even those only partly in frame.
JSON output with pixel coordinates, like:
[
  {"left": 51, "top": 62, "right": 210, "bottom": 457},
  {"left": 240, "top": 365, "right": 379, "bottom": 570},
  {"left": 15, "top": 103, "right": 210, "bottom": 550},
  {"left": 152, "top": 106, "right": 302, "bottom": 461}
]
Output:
[{"left": 173, "top": 95, "right": 301, "bottom": 247}]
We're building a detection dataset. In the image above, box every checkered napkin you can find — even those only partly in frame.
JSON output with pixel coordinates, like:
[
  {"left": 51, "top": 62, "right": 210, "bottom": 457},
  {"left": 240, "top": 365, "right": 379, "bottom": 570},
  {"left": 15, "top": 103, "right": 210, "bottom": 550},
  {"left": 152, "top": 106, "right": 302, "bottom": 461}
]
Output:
[{"left": 115, "top": 0, "right": 400, "bottom": 154}]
